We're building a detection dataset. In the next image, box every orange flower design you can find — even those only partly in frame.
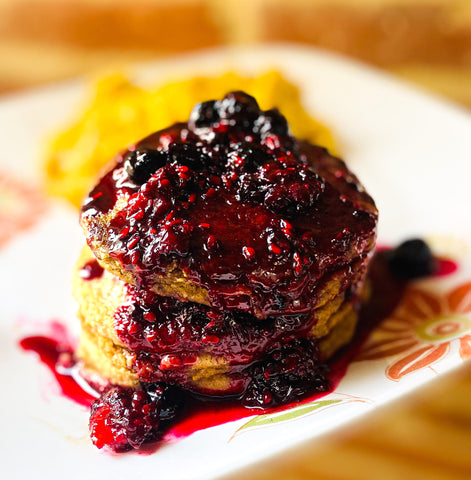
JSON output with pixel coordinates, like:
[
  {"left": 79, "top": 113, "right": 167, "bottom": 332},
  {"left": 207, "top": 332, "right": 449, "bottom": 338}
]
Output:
[
  {"left": 358, "top": 282, "right": 471, "bottom": 381},
  {"left": 0, "top": 173, "right": 47, "bottom": 248}
]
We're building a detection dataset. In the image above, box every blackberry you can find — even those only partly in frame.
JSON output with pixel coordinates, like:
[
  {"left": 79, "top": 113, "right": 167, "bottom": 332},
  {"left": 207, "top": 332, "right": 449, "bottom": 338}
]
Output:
[
  {"left": 264, "top": 169, "right": 324, "bottom": 217},
  {"left": 189, "top": 100, "right": 220, "bottom": 129},
  {"left": 243, "top": 338, "right": 329, "bottom": 408},
  {"left": 229, "top": 143, "right": 273, "bottom": 173},
  {"left": 144, "top": 383, "right": 186, "bottom": 422},
  {"left": 255, "top": 109, "right": 289, "bottom": 137},
  {"left": 168, "top": 142, "right": 208, "bottom": 171},
  {"left": 235, "top": 172, "right": 266, "bottom": 203}
]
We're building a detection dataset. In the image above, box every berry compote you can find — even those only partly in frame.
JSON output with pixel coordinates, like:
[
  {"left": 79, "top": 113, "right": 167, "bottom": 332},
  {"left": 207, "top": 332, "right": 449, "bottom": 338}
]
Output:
[{"left": 112, "top": 278, "right": 339, "bottom": 401}]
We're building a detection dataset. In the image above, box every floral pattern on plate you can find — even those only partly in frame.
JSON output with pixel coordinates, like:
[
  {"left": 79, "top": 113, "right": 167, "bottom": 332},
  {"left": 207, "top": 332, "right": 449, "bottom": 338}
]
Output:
[
  {"left": 230, "top": 393, "right": 372, "bottom": 440},
  {"left": 357, "top": 282, "right": 471, "bottom": 380}
]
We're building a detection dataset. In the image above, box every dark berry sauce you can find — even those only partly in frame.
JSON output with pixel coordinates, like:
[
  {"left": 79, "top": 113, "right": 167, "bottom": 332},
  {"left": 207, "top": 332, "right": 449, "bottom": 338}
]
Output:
[
  {"left": 113, "top": 279, "right": 346, "bottom": 401},
  {"left": 435, "top": 258, "right": 458, "bottom": 276},
  {"left": 82, "top": 92, "right": 377, "bottom": 318}
]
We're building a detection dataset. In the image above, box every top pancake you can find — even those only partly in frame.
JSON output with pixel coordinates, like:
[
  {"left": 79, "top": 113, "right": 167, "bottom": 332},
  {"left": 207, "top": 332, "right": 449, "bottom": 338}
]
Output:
[{"left": 81, "top": 92, "right": 377, "bottom": 318}]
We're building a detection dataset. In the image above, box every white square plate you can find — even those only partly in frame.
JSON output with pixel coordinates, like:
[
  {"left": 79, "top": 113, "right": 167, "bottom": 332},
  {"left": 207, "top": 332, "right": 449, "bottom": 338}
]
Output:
[{"left": 1, "top": 45, "right": 471, "bottom": 480}]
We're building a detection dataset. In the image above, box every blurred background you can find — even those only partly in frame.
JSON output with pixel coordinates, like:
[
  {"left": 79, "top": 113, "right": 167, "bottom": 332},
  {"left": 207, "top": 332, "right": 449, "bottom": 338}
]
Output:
[
  {"left": 1, "top": 1, "right": 471, "bottom": 479},
  {"left": 2, "top": 0, "right": 471, "bottom": 107}
]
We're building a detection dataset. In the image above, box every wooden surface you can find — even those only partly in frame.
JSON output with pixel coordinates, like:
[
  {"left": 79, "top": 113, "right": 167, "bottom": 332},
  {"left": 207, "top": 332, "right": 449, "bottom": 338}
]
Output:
[
  {"left": 2, "top": 0, "right": 471, "bottom": 108},
  {"left": 1, "top": 1, "right": 470, "bottom": 478},
  {"left": 223, "top": 365, "right": 471, "bottom": 480}
]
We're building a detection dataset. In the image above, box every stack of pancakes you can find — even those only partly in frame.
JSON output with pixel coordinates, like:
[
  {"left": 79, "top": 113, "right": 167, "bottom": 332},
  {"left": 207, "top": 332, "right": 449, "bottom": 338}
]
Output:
[{"left": 74, "top": 92, "right": 377, "bottom": 407}]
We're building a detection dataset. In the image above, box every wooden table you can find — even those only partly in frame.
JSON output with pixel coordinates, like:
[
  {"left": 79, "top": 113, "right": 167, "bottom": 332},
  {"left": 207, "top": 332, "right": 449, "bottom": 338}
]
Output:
[{"left": 223, "top": 366, "right": 471, "bottom": 480}]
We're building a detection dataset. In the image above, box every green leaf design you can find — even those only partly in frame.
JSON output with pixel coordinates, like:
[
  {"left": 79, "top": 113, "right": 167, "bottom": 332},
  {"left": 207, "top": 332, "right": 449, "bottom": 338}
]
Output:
[{"left": 235, "top": 399, "right": 343, "bottom": 435}]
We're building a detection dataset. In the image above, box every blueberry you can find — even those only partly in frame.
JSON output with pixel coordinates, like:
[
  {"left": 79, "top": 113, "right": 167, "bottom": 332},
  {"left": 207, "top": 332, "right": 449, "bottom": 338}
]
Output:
[
  {"left": 218, "top": 91, "right": 260, "bottom": 127},
  {"left": 254, "top": 109, "right": 289, "bottom": 137},
  {"left": 124, "top": 149, "right": 168, "bottom": 184},
  {"left": 388, "top": 238, "right": 437, "bottom": 279},
  {"left": 189, "top": 100, "right": 220, "bottom": 129}
]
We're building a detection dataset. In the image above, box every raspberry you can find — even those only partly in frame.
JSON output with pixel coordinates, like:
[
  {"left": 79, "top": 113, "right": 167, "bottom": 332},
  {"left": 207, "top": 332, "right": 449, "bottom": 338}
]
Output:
[{"left": 89, "top": 386, "right": 161, "bottom": 452}]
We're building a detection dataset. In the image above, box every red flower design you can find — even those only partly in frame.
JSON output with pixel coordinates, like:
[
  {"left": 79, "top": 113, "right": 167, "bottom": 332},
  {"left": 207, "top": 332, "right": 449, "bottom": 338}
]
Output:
[
  {"left": 357, "top": 282, "right": 471, "bottom": 380},
  {"left": 0, "top": 173, "right": 47, "bottom": 248}
]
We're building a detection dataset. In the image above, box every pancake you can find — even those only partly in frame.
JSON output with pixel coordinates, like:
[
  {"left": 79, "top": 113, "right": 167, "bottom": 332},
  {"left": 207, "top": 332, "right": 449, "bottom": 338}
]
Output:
[
  {"left": 73, "top": 246, "right": 362, "bottom": 347},
  {"left": 74, "top": 247, "right": 361, "bottom": 397},
  {"left": 81, "top": 92, "right": 377, "bottom": 319},
  {"left": 77, "top": 299, "right": 358, "bottom": 395}
]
